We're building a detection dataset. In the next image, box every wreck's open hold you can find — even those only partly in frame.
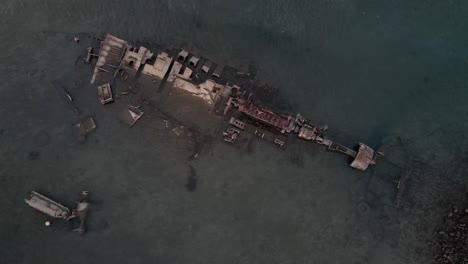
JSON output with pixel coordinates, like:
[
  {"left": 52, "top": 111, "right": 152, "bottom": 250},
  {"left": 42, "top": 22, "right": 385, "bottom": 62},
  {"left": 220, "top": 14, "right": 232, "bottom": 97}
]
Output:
[{"left": 142, "top": 52, "right": 172, "bottom": 79}]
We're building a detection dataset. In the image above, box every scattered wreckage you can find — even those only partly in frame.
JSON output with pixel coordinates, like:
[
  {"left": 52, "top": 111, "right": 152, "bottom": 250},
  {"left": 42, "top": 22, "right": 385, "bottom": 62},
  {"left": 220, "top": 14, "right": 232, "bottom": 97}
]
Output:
[
  {"left": 85, "top": 34, "right": 382, "bottom": 171},
  {"left": 73, "top": 116, "right": 96, "bottom": 142},
  {"left": 25, "top": 191, "right": 90, "bottom": 234},
  {"left": 97, "top": 83, "right": 113, "bottom": 104},
  {"left": 119, "top": 107, "right": 144, "bottom": 127}
]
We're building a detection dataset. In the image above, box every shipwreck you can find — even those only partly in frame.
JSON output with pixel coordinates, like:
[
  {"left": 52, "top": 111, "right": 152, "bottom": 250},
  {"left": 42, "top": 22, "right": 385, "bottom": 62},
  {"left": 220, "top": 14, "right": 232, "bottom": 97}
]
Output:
[{"left": 86, "top": 34, "right": 382, "bottom": 171}]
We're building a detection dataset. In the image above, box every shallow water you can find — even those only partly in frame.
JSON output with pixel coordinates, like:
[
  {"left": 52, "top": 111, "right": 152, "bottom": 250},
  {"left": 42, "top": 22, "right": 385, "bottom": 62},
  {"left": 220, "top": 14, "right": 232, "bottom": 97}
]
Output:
[{"left": 1, "top": 1, "right": 468, "bottom": 263}]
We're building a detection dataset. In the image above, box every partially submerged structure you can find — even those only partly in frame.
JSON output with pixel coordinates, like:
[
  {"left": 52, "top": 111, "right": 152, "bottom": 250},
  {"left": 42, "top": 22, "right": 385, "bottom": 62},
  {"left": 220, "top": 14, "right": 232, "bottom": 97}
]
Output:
[
  {"left": 142, "top": 52, "right": 172, "bottom": 79},
  {"left": 177, "top": 49, "right": 189, "bottom": 62},
  {"left": 25, "top": 191, "right": 70, "bottom": 219},
  {"left": 212, "top": 64, "right": 223, "bottom": 78},
  {"left": 189, "top": 55, "right": 200, "bottom": 67},
  {"left": 239, "top": 102, "right": 292, "bottom": 133},
  {"left": 97, "top": 83, "right": 113, "bottom": 104},
  {"left": 119, "top": 107, "right": 144, "bottom": 127},
  {"left": 91, "top": 34, "right": 128, "bottom": 84},
  {"left": 73, "top": 117, "right": 96, "bottom": 141},
  {"left": 121, "top": 46, "right": 153, "bottom": 70},
  {"left": 25, "top": 191, "right": 91, "bottom": 234},
  {"left": 70, "top": 191, "right": 90, "bottom": 234},
  {"left": 201, "top": 60, "right": 212, "bottom": 73},
  {"left": 86, "top": 34, "right": 382, "bottom": 171},
  {"left": 349, "top": 143, "right": 377, "bottom": 171},
  {"left": 73, "top": 116, "right": 96, "bottom": 142}
]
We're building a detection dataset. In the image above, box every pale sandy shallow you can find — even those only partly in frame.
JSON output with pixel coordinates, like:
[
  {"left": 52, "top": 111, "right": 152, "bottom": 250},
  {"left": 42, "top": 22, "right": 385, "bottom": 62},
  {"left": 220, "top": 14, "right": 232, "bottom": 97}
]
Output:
[{"left": 0, "top": 1, "right": 467, "bottom": 263}]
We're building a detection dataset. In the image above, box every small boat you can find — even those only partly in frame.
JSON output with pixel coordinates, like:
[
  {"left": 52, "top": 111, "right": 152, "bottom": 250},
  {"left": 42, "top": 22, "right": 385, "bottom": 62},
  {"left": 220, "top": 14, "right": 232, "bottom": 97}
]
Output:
[{"left": 24, "top": 191, "right": 70, "bottom": 220}]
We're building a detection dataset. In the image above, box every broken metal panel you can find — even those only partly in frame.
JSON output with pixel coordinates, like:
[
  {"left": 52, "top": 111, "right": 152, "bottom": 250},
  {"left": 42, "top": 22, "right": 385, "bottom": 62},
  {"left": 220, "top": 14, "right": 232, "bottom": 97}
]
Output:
[
  {"left": 25, "top": 191, "right": 70, "bottom": 219},
  {"left": 76, "top": 117, "right": 96, "bottom": 134},
  {"left": 73, "top": 117, "right": 97, "bottom": 142},
  {"left": 97, "top": 83, "right": 113, "bottom": 104},
  {"left": 119, "top": 107, "right": 144, "bottom": 127}
]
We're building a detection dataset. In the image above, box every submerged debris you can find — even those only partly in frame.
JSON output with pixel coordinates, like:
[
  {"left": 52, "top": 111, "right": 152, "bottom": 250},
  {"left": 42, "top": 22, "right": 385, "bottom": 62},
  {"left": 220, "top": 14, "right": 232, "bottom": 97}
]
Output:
[
  {"left": 274, "top": 138, "right": 285, "bottom": 148},
  {"left": 25, "top": 191, "right": 91, "bottom": 235},
  {"left": 73, "top": 117, "right": 96, "bottom": 142},
  {"left": 119, "top": 107, "right": 143, "bottom": 127},
  {"left": 128, "top": 94, "right": 142, "bottom": 109},
  {"left": 172, "top": 126, "right": 185, "bottom": 136},
  {"left": 70, "top": 191, "right": 90, "bottom": 234},
  {"left": 97, "top": 83, "right": 113, "bottom": 105},
  {"left": 85, "top": 47, "right": 98, "bottom": 64},
  {"left": 223, "top": 127, "right": 240, "bottom": 143},
  {"left": 186, "top": 165, "right": 197, "bottom": 192},
  {"left": 54, "top": 82, "right": 80, "bottom": 115}
]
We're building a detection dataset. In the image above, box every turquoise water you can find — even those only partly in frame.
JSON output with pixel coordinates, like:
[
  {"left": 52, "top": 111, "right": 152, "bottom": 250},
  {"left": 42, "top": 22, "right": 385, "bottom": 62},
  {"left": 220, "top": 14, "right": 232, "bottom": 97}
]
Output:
[{"left": 1, "top": 1, "right": 467, "bottom": 263}]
